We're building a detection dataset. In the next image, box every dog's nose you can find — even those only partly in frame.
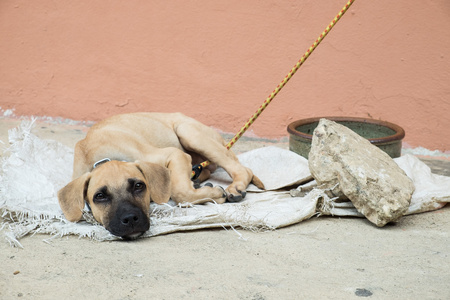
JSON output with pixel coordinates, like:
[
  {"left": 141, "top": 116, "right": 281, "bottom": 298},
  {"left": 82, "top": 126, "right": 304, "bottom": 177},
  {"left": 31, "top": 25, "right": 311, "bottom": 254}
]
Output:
[
  {"left": 121, "top": 212, "right": 140, "bottom": 226},
  {"left": 106, "top": 203, "right": 150, "bottom": 238}
]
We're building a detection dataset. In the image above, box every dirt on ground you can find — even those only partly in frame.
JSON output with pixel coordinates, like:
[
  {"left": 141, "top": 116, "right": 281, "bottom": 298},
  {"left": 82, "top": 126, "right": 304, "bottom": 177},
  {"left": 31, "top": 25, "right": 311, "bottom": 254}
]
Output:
[{"left": 1, "top": 118, "right": 449, "bottom": 299}]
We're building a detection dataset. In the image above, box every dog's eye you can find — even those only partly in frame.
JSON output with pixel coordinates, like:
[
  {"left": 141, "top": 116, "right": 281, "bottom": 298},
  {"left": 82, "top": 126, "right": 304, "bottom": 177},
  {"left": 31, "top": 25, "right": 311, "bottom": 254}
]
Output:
[
  {"left": 134, "top": 182, "right": 146, "bottom": 191},
  {"left": 94, "top": 192, "right": 108, "bottom": 202}
]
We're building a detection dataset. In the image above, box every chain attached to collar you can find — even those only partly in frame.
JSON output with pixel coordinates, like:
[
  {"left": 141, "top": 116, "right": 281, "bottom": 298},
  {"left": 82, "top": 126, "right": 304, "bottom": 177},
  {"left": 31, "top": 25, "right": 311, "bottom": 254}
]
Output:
[{"left": 93, "top": 158, "right": 111, "bottom": 169}]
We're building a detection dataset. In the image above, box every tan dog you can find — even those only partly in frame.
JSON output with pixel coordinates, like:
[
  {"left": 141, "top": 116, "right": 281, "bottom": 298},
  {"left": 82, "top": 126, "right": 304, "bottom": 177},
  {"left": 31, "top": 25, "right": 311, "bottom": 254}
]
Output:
[{"left": 58, "top": 112, "right": 264, "bottom": 239}]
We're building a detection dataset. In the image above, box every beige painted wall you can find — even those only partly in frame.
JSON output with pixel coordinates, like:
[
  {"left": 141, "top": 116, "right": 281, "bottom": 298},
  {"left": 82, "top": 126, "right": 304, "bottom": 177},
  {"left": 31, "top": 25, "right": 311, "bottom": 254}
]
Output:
[{"left": 1, "top": 0, "right": 449, "bottom": 151}]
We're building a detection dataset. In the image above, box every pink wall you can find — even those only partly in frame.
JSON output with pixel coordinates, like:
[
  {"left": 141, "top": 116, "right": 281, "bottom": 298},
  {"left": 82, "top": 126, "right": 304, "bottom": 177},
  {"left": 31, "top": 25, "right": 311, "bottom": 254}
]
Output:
[{"left": 1, "top": 0, "right": 449, "bottom": 151}]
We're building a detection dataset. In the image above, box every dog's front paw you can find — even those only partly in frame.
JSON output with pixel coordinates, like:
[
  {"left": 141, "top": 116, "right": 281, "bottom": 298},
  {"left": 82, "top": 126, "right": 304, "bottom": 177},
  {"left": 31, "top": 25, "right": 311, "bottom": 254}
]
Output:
[{"left": 201, "top": 184, "right": 227, "bottom": 204}]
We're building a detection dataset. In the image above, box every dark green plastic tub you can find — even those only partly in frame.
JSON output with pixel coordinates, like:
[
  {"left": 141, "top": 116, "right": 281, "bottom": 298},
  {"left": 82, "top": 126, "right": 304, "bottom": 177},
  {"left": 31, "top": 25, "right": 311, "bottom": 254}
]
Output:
[{"left": 287, "top": 117, "right": 405, "bottom": 159}]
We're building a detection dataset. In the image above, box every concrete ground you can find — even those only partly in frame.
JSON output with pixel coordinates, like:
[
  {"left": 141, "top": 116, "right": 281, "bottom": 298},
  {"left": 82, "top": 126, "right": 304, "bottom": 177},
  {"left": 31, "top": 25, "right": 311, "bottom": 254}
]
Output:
[{"left": 0, "top": 117, "right": 449, "bottom": 299}]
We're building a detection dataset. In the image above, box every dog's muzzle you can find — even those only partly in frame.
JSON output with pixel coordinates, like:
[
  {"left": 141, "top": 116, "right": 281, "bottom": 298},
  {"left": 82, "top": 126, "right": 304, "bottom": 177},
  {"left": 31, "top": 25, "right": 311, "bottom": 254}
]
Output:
[{"left": 106, "top": 202, "right": 150, "bottom": 239}]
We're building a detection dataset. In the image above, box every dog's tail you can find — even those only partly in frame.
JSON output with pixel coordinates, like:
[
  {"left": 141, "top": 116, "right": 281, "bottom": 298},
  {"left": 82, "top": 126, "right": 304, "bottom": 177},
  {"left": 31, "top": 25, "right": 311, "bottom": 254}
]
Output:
[{"left": 251, "top": 175, "right": 265, "bottom": 190}]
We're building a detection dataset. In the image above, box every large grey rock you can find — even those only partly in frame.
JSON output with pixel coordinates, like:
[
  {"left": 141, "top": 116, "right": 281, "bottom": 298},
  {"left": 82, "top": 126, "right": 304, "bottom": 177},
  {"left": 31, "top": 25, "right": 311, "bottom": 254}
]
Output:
[{"left": 308, "top": 119, "right": 414, "bottom": 227}]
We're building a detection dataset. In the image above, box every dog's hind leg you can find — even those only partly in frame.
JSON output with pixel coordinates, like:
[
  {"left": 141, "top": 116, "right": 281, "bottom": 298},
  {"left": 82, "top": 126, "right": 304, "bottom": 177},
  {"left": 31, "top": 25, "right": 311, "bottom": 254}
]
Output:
[
  {"left": 174, "top": 120, "right": 264, "bottom": 202},
  {"left": 153, "top": 147, "right": 227, "bottom": 205}
]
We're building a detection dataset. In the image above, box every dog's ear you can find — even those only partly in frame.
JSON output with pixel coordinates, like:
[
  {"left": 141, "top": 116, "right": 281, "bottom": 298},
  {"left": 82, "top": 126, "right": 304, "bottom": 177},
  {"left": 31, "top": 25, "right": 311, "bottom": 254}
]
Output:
[
  {"left": 135, "top": 161, "right": 171, "bottom": 204},
  {"left": 57, "top": 172, "right": 91, "bottom": 222}
]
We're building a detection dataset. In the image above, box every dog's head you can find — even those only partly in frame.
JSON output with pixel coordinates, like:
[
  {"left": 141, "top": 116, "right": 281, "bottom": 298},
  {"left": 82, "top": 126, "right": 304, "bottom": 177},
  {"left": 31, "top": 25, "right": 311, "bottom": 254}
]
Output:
[{"left": 58, "top": 161, "right": 171, "bottom": 239}]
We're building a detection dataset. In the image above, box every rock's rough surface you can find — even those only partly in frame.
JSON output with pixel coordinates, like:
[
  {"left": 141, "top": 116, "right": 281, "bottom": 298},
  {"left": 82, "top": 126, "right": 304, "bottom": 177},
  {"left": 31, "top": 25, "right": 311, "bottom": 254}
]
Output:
[{"left": 308, "top": 119, "right": 415, "bottom": 227}]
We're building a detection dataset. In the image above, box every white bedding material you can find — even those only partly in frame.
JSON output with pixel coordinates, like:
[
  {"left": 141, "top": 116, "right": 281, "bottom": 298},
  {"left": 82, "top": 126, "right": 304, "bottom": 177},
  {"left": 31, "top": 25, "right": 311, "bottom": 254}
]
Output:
[{"left": 1, "top": 120, "right": 449, "bottom": 247}]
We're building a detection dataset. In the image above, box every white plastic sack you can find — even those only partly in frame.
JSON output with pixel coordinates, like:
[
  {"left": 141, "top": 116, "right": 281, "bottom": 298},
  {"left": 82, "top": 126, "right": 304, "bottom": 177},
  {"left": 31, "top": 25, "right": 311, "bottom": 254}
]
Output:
[{"left": 1, "top": 120, "right": 449, "bottom": 247}]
